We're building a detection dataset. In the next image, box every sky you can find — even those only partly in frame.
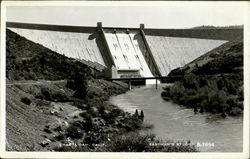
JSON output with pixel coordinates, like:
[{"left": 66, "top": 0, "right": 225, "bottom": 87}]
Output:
[{"left": 5, "top": 1, "right": 247, "bottom": 29}]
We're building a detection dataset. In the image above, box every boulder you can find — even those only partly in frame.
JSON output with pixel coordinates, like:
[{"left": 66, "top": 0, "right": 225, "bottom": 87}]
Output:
[{"left": 50, "top": 109, "right": 59, "bottom": 115}]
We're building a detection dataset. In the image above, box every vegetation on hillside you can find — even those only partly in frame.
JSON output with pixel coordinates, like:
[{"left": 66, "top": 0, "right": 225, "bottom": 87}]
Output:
[
  {"left": 6, "top": 29, "right": 92, "bottom": 81},
  {"left": 162, "top": 40, "right": 243, "bottom": 117},
  {"left": 191, "top": 25, "right": 243, "bottom": 29},
  {"left": 6, "top": 29, "right": 198, "bottom": 152}
]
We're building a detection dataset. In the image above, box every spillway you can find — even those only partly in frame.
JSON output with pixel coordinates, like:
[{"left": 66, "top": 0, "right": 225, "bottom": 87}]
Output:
[{"left": 104, "top": 31, "right": 153, "bottom": 77}]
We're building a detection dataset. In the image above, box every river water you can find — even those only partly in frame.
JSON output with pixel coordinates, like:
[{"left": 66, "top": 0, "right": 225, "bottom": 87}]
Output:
[{"left": 109, "top": 84, "right": 243, "bottom": 152}]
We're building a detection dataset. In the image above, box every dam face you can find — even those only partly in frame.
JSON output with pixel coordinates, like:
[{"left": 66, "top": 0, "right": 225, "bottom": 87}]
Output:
[
  {"left": 7, "top": 22, "right": 240, "bottom": 81},
  {"left": 145, "top": 36, "right": 227, "bottom": 76},
  {"left": 8, "top": 28, "right": 106, "bottom": 67}
]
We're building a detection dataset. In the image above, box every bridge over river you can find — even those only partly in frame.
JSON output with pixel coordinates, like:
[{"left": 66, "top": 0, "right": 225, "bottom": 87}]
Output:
[{"left": 106, "top": 75, "right": 183, "bottom": 89}]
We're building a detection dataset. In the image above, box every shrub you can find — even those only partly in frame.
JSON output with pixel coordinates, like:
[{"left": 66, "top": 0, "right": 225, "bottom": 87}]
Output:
[
  {"left": 73, "top": 72, "right": 89, "bottom": 99},
  {"left": 103, "top": 132, "right": 198, "bottom": 152},
  {"left": 36, "top": 88, "right": 70, "bottom": 102},
  {"left": 21, "top": 97, "right": 31, "bottom": 105},
  {"left": 110, "top": 107, "right": 122, "bottom": 117},
  {"left": 123, "top": 117, "right": 143, "bottom": 132},
  {"left": 54, "top": 133, "right": 66, "bottom": 141},
  {"left": 229, "top": 107, "right": 242, "bottom": 116},
  {"left": 66, "top": 125, "right": 83, "bottom": 139},
  {"left": 66, "top": 79, "right": 75, "bottom": 90},
  {"left": 102, "top": 107, "right": 122, "bottom": 124},
  {"left": 78, "top": 113, "right": 94, "bottom": 131},
  {"left": 35, "top": 99, "right": 51, "bottom": 107},
  {"left": 104, "top": 132, "right": 153, "bottom": 152},
  {"left": 181, "top": 74, "right": 199, "bottom": 90},
  {"left": 161, "top": 91, "right": 168, "bottom": 98},
  {"left": 84, "top": 115, "right": 94, "bottom": 131},
  {"left": 98, "top": 105, "right": 105, "bottom": 115},
  {"left": 84, "top": 131, "right": 102, "bottom": 148},
  {"left": 161, "top": 72, "right": 243, "bottom": 115},
  {"left": 72, "top": 98, "right": 90, "bottom": 110},
  {"left": 51, "top": 91, "right": 70, "bottom": 102},
  {"left": 237, "top": 86, "right": 244, "bottom": 101},
  {"left": 226, "top": 96, "right": 238, "bottom": 108},
  {"left": 41, "top": 88, "right": 52, "bottom": 101}
]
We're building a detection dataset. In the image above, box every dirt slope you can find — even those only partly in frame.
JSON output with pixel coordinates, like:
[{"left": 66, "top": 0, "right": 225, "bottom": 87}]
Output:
[{"left": 6, "top": 81, "right": 73, "bottom": 151}]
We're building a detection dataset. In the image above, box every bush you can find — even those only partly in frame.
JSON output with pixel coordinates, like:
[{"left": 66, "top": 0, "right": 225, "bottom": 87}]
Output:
[
  {"left": 98, "top": 105, "right": 105, "bottom": 115},
  {"left": 84, "top": 131, "right": 102, "bottom": 148},
  {"left": 66, "top": 79, "right": 75, "bottom": 90},
  {"left": 54, "top": 133, "right": 66, "bottom": 141},
  {"left": 41, "top": 88, "right": 52, "bottom": 101},
  {"left": 73, "top": 72, "right": 89, "bottom": 99},
  {"left": 161, "top": 73, "right": 243, "bottom": 115},
  {"left": 72, "top": 98, "right": 90, "bottom": 110},
  {"left": 123, "top": 117, "right": 142, "bottom": 132},
  {"left": 36, "top": 88, "right": 70, "bottom": 102},
  {"left": 102, "top": 107, "right": 122, "bottom": 125},
  {"left": 66, "top": 125, "right": 83, "bottom": 139},
  {"left": 78, "top": 113, "right": 94, "bottom": 131},
  {"left": 51, "top": 91, "right": 70, "bottom": 102},
  {"left": 103, "top": 132, "right": 153, "bottom": 152},
  {"left": 229, "top": 107, "right": 242, "bottom": 116},
  {"left": 103, "top": 132, "right": 198, "bottom": 152},
  {"left": 181, "top": 74, "right": 199, "bottom": 90},
  {"left": 21, "top": 97, "right": 31, "bottom": 105},
  {"left": 35, "top": 99, "right": 51, "bottom": 107}
]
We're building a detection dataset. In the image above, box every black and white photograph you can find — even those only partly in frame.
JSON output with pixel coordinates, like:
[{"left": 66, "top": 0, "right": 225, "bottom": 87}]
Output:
[{"left": 0, "top": 1, "right": 249, "bottom": 158}]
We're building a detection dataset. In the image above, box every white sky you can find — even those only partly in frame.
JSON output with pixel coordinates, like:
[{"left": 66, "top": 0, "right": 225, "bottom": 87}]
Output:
[{"left": 5, "top": 2, "right": 247, "bottom": 29}]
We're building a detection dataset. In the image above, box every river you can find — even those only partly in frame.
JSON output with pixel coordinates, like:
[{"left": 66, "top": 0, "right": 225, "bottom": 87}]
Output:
[{"left": 109, "top": 84, "right": 243, "bottom": 152}]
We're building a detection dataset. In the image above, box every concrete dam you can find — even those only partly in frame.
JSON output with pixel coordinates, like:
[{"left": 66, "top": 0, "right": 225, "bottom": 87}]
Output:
[{"left": 7, "top": 22, "right": 242, "bottom": 83}]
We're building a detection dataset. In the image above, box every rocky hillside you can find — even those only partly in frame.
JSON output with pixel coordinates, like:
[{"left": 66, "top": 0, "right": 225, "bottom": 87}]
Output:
[
  {"left": 6, "top": 29, "right": 92, "bottom": 81},
  {"left": 162, "top": 39, "right": 243, "bottom": 117},
  {"left": 169, "top": 40, "right": 243, "bottom": 76}
]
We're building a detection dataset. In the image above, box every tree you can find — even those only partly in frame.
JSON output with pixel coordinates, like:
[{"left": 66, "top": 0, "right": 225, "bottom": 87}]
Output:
[{"left": 73, "top": 72, "right": 89, "bottom": 99}]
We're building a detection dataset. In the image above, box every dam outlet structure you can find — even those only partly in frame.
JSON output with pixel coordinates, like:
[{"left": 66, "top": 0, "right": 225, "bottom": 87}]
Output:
[{"left": 7, "top": 22, "right": 242, "bottom": 86}]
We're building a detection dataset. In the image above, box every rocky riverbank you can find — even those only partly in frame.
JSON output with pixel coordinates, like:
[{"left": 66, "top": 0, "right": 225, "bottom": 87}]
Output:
[
  {"left": 162, "top": 40, "right": 243, "bottom": 117},
  {"left": 6, "top": 79, "right": 198, "bottom": 152}
]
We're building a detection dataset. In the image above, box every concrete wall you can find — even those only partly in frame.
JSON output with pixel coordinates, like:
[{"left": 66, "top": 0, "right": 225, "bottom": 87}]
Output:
[
  {"left": 144, "top": 28, "right": 243, "bottom": 41},
  {"left": 8, "top": 28, "right": 106, "bottom": 66},
  {"left": 104, "top": 31, "right": 153, "bottom": 78},
  {"left": 145, "top": 36, "right": 227, "bottom": 76},
  {"left": 8, "top": 23, "right": 234, "bottom": 79}
]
